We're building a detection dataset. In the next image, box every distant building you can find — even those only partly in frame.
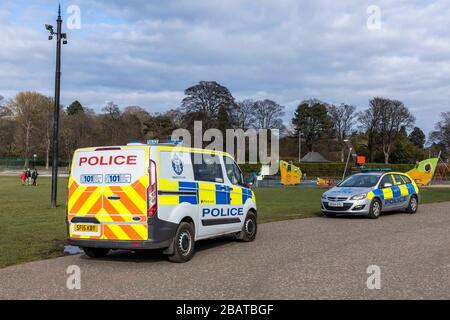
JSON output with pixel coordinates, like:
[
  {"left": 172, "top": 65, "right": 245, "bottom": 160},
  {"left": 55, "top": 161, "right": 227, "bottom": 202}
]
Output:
[{"left": 300, "top": 151, "right": 329, "bottom": 163}]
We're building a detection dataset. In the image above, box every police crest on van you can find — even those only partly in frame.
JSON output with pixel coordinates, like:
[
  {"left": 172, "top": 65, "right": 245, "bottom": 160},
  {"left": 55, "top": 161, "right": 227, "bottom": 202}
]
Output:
[{"left": 171, "top": 154, "right": 184, "bottom": 175}]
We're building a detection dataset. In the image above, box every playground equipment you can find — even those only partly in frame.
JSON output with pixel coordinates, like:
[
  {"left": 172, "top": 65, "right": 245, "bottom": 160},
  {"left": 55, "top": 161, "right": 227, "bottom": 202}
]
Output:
[
  {"left": 433, "top": 160, "right": 450, "bottom": 183},
  {"left": 317, "top": 177, "right": 333, "bottom": 187},
  {"left": 280, "top": 160, "right": 302, "bottom": 185},
  {"left": 406, "top": 157, "right": 439, "bottom": 186}
]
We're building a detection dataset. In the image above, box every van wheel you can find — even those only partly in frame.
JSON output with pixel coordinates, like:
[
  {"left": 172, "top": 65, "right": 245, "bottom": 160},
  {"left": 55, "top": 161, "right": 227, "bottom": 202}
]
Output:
[
  {"left": 238, "top": 212, "right": 257, "bottom": 242},
  {"left": 168, "top": 222, "right": 195, "bottom": 263},
  {"left": 367, "top": 199, "right": 381, "bottom": 219},
  {"left": 406, "top": 195, "right": 418, "bottom": 214},
  {"left": 83, "top": 247, "right": 110, "bottom": 258}
]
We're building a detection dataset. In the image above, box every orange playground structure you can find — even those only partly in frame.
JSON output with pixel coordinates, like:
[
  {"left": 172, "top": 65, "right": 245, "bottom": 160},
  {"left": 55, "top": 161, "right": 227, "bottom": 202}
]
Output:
[{"left": 280, "top": 160, "right": 302, "bottom": 185}]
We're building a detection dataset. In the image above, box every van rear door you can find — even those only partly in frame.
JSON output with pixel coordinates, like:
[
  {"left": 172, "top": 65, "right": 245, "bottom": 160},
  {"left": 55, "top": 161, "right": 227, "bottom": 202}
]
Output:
[{"left": 68, "top": 147, "right": 149, "bottom": 241}]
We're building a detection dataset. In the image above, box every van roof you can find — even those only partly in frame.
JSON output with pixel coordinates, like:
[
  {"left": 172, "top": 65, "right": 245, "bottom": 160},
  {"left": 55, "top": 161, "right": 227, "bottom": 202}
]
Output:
[{"left": 74, "top": 145, "right": 232, "bottom": 157}]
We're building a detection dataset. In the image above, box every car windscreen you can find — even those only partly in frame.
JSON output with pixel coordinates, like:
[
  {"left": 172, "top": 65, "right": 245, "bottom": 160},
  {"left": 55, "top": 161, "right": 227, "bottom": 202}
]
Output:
[{"left": 338, "top": 174, "right": 380, "bottom": 188}]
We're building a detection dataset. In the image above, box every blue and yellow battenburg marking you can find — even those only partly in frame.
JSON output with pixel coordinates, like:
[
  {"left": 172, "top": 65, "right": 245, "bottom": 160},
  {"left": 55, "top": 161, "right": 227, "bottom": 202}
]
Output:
[
  {"left": 367, "top": 183, "right": 418, "bottom": 200},
  {"left": 158, "top": 179, "right": 253, "bottom": 205}
]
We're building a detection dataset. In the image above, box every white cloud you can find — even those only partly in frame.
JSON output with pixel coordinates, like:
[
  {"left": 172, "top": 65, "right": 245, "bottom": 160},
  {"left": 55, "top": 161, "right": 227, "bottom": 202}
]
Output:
[{"left": 0, "top": 0, "right": 450, "bottom": 135}]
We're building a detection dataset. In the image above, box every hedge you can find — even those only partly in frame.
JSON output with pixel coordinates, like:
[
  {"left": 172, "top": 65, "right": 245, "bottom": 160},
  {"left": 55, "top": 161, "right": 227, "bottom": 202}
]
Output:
[
  {"left": 0, "top": 157, "right": 70, "bottom": 169},
  {"left": 239, "top": 162, "right": 415, "bottom": 178}
]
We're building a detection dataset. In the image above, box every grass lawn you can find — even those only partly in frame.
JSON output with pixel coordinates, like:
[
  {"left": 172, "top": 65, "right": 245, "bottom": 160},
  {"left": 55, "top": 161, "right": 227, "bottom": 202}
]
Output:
[
  {"left": 0, "top": 176, "right": 68, "bottom": 268},
  {"left": 0, "top": 176, "right": 449, "bottom": 268}
]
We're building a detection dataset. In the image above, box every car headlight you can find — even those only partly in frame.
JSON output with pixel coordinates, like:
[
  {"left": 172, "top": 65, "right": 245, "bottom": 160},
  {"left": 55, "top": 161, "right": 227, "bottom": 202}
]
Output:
[
  {"left": 321, "top": 193, "right": 327, "bottom": 200},
  {"left": 350, "top": 193, "right": 367, "bottom": 200}
]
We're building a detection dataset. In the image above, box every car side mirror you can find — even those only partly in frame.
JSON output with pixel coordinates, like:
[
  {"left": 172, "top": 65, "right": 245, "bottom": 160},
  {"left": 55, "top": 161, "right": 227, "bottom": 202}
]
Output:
[{"left": 382, "top": 182, "right": 392, "bottom": 188}]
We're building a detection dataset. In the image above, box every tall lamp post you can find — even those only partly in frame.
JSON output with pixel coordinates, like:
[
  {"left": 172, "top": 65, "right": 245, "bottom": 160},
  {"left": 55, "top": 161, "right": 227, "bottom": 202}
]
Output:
[
  {"left": 342, "top": 139, "right": 355, "bottom": 181},
  {"left": 298, "top": 132, "right": 303, "bottom": 162},
  {"left": 46, "top": 5, "right": 68, "bottom": 208}
]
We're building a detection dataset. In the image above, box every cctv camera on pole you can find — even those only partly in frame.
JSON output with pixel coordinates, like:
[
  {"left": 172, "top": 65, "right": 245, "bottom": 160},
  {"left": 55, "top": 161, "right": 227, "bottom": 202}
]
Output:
[{"left": 46, "top": 4, "right": 68, "bottom": 208}]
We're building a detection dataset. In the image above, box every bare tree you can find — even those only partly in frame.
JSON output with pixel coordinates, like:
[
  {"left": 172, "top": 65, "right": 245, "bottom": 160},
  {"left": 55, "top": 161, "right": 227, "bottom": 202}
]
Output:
[
  {"left": 429, "top": 112, "right": 450, "bottom": 158},
  {"left": 357, "top": 106, "right": 380, "bottom": 162},
  {"left": 328, "top": 103, "right": 356, "bottom": 162},
  {"left": 0, "top": 103, "right": 16, "bottom": 156},
  {"left": 100, "top": 101, "right": 122, "bottom": 144},
  {"left": 253, "top": 99, "right": 285, "bottom": 130},
  {"left": 8, "top": 92, "right": 48, "bottom": 167},
  {"left": 373, "top": 98, "right": 415, "bottom": 164},
  {"left": 35, "top": 96, "right": 54, "bottom": 169},
  {"left": 122, "top": 106, "right": 151, "bottom": 138},
  {"left": 234, "top": 99, "right": 256, "bottom": 129},
  {"left": 181, "top": 81, "right": 236, "bottom": 129}
]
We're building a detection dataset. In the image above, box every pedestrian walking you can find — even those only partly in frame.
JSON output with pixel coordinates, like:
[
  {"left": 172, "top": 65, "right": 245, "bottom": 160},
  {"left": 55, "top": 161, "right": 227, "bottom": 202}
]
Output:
[
  {"left": 31, "top": 169, "right": 39, "bottom": 186},
  {"left": 25, "top": 168, "right": 31, "bottom": 186},
  {"left": 20, "top": 171, "right": 26, "bottom": 185}
]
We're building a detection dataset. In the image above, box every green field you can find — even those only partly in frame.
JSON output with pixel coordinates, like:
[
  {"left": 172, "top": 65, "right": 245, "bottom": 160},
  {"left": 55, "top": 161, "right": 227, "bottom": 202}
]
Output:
[{"left": 0, "top": 176, "right": 449, "bottom": 268}]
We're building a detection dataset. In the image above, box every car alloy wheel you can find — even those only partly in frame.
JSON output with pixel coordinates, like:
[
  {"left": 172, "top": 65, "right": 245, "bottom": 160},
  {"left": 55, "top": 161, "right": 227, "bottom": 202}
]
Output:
[
  {"left": 372, "top": 201, "right": 381, "bottom": 217},
  {"left": 410, "top": 197, "right": 418, "bottom": 212}
]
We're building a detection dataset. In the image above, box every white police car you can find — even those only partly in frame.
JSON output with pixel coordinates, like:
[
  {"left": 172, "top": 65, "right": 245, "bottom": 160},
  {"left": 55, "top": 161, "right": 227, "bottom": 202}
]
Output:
[
  {"left": 321, "top": 171, "right": 419, "bottom": 219},
  {"left": 67, "top": 140, "right": 257, "bottom": 263}
]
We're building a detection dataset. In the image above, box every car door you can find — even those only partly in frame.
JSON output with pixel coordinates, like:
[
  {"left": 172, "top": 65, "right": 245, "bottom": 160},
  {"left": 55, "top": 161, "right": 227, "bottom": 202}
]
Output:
[
  {"left": 192, "top": 152, "right": 231, "bottom": 238},
  {"left": 379, "top": 174, "right": 396, "bottom": 210},
  {"left": 392, "top": 173, "right": 409, "bottom": 209},
  {"left": 223, "top": 155, "right": 247, "bottom": 231}
]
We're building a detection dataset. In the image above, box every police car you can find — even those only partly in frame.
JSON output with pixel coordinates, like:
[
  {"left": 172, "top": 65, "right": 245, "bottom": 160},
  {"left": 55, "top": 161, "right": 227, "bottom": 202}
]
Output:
[
  {"left": 66, "top": 140, "right": 257, "bottom": 263},
  {"left": 321, "top": 171, "right": 419, "bottom": 219}
]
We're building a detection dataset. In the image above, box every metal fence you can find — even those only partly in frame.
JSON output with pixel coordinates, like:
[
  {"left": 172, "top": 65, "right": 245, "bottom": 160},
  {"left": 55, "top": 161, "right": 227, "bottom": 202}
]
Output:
[{"left": 0, "top": 157, "right": 69, "bottom": 169}]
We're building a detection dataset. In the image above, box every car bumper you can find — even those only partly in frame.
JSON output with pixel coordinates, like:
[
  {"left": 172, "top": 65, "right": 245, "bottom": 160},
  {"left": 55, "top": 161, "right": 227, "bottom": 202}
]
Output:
[
  {"left": 320, "top": 198, "right": 371, "bottom": 215},
  {"left": 66, "top": 215, "right": 177, "bottom": 250},
  {"left": 67, "top": 238, "right": 172, "bottom": 250}
]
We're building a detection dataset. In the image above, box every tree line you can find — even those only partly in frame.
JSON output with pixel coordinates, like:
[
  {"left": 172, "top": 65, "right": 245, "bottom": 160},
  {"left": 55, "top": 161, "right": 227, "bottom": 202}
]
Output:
[{"left": 0, "top": 81, "right": 448, "bottom": 167}]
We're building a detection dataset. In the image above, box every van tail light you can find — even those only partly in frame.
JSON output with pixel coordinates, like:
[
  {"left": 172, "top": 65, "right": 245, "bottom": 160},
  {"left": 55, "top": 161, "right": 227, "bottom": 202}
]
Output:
[{"left": 147, "top": 160, "right": 158, "bottom": 217}]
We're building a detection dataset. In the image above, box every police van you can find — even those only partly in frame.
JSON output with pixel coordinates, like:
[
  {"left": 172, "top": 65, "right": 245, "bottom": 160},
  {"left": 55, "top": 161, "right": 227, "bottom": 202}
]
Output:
[{"left": 66, "top": 140, "right": 257, "bottom": 263}]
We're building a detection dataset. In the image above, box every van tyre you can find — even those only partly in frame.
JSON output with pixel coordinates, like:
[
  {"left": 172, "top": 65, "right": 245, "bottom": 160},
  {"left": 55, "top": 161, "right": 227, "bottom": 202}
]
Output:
[
  {"left": 83, "top": 247, "right": 110, "bottom": 258},
  {"left": 406, "top": 195, "right": 418, "bottom": 214},
  {"left": 367, "top": 199, "right": 381, "bottom": 219},
  {"left": 238, "top": 212, "right": 257, "bottom": 242},
  {"left": 168, "top": 222, "right": 195, "bottom": 263}
]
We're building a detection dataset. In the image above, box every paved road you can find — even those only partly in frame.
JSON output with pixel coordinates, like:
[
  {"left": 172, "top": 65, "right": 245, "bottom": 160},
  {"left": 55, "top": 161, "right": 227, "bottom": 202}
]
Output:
[{"left": 1, "top": 202, "right": 450, "bottom": 299}]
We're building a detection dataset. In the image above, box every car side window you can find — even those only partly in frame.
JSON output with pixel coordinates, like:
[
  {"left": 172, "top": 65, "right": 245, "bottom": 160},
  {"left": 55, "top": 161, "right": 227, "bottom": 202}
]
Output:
[
  {"left": 380, "top": 175, "right": 394, "bottom": 188},
  {"left": 223, "top": 156, "right": 245, "bottom": 186},
  {"left": 402, "top": 175, "right": 412, "bottom": 184},
  {"left": 191, "top": 153, "right": 224, "bottom": 183},
  {"left": 393, "top": 174, "right": 404, "bottom": 185}
]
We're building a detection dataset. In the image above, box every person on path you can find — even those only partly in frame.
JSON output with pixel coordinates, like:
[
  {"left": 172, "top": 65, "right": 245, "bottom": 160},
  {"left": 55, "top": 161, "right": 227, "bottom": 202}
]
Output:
[
  {"left": 31, "top": 169, "right": 39, "bottom": 186},
  {"left": 20, "top": 171, "right": 26, "bottom": 185},
  {"left": 25, "top": 168, "right": 31, "bottom": 186}
]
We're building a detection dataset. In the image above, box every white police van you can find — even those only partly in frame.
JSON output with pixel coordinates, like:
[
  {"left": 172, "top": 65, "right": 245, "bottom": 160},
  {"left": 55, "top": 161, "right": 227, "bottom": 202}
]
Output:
[{"left": 67, "top": 140, "right": 257, "bottom": 263}]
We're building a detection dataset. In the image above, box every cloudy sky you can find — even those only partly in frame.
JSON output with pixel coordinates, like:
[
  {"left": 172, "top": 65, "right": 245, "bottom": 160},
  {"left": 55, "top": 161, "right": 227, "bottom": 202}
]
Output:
[{"left": 1, "top": 0, "right": 450, "bottom": 135}]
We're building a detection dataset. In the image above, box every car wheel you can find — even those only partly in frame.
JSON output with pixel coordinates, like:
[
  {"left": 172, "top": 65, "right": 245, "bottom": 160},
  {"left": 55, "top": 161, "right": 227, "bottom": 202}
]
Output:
[
  {"left": 406, "top": 195, "right": 418, "bottom": 214},
  {"left": 83, "top": 247, "right": 110, "bottom": 258},
  {"left": 367, "top": 199, "right": 381, "bottom": 219},
  {"left": 168, "top": 222, "right": 195, "bottom": 263},
  {"left": 238, "top": 212, "right": 257, "bottom": 242}
]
